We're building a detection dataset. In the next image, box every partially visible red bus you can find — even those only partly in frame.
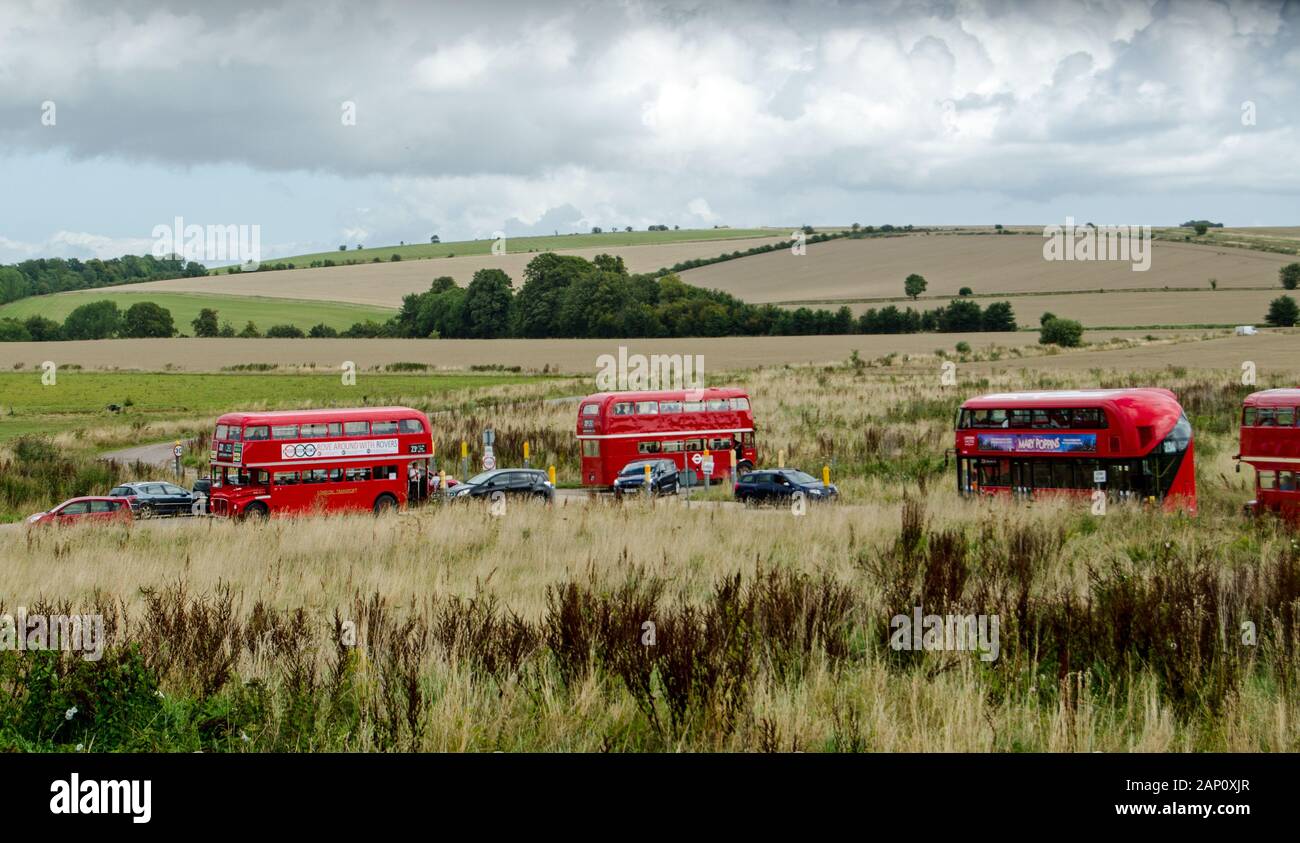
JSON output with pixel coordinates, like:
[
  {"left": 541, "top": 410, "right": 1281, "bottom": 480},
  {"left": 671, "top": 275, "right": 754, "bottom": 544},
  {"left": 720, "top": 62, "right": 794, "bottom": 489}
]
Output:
[
  {"left": 576, "top": 388, "right": 757, "bottom": 487},
  {"left": 955, "top": 388, "right": 1196, "bottom": 513},
  {"left": 207, "top": 406, "right": 433, "bottom": 518},
  {"left": 1237, "top": 389, "right": 1300, "bottom": 521}
]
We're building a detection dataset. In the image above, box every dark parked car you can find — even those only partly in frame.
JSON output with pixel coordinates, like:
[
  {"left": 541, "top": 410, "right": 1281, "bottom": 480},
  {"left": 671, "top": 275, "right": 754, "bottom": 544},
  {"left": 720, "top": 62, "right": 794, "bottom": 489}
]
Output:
[
  {"left": 449, "top": 468, "right": 554, "bottom": 502},
  {"left": 109, "top": 481, "right": 200, "bottom": 517},
  {"left": 733, "top": 469, "right": 838, "bottom": 505},
  {"left": 613, "top": 459, "right": 680, "bottom": 496}
]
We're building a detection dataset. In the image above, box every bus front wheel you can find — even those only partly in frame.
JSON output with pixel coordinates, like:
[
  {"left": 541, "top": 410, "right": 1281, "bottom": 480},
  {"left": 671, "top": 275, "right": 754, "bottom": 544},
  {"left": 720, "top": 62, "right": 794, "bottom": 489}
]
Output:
[
  {"left": 373, "top": 494, "right": 398, "bottom": 515},
  {"left": 241, "top": 502, "right": 268, "bottom": 521}
]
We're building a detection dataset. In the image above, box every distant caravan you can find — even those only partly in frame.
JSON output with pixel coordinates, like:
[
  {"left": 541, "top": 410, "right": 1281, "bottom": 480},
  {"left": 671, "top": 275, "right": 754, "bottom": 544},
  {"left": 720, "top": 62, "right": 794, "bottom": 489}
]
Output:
[
  {"left": 954, "top": 388, "right": 1196, "bottom": 513},
  {"left": 1237, "top": 389, "right": 1300, "bottom": 522}
]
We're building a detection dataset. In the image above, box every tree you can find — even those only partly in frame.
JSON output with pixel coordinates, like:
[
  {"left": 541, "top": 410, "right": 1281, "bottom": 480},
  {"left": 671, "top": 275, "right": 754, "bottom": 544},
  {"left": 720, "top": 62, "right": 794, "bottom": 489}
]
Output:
[
  {"left": 981, "top": 301, "right": 1017, "bottom": 332},
  {"left": 265, "top": 324, "right": 305, "bottom": 338},
  {"left": 958, "top": 286, "right": 973, "bottom": 296},
  {"left": 218, "top": 321, "right": 236, "bottom": 338},
  {"left": 192, "top": 308, "right": 219, "bottom": 337},
  {"left": 308, "top": 323, "right": 339, "bottom": 338},
  {"left": 937, "top": 299, "right": 984, "bottom": 332},
  {"left": 63, "top": 300, "right": 122, "bottom": 340},
  {"left": 122, "top": 301, "right": 176, "bottom": 338},
  {"left": 430, "top": 235, "right": 440, "bottom": 244},
  {"left": 23, "top": 315, "right": 62, "bottom": 341},
  {"left": 1194, "top": 223, "right": 1209, "bottom": 236},
  {"left": 461, "top": 268, "right": 514, "bottom": 338},
  {"left": 1040, "top": 311, "right": 1056, "bottom": 326},
  {"left": 237, "top": 321, "right": 261, "bottom": 338},
  {"left": 1280, "top": 263, "right": 1300, "bottom": 290},
  {"left": 1039, "top": 317, "right": 1084, "bottom": 347},
  {"left": 1266, "top": 295, "right": 1299, "bottom": 327},
  {"left": 904, "top": 273, "right": 927, "bottom": 300},
  {"left": 0, "top": 318, "right": 31, "bottom": 342},
  {"left": 513, "top": 253, "right": 592, "bottom": 337},
  {"left": 338, "top": 245, "right": 347, "bottom": 251}
]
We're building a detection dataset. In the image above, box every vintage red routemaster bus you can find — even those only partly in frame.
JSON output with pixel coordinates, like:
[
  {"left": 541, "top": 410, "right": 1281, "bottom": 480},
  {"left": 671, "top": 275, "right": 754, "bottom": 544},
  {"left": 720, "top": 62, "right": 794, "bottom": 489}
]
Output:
[
  {"left": 1237, "top": 389, "right": 1300, "bottom": 521},
  {"left": 576, "top": 388, "right": 757, "bottom": 487},
  {"left": 954, "top": 388, "right": 1196, "bottom": 512},
  {"left": 207, "top": 406, "right": 433, "bottom": 518}
]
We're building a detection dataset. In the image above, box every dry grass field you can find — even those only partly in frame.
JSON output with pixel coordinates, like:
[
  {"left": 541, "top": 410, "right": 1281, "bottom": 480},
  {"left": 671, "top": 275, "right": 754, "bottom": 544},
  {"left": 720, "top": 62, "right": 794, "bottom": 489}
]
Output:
[
  {"left": 119, "top": 235, "right": 785, "bottom": 307},
  {"left": 3, "top": 360, "right": 1299, "bottom": 751},
  {"left": 679, "top": 233, "right": 1291, "bottom": 304}
]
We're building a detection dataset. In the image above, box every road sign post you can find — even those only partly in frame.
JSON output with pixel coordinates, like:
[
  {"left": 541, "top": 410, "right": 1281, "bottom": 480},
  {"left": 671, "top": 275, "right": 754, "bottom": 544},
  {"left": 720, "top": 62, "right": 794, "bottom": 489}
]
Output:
[
  {"left": 461, "top": 440, "right": 468, "bottom": 484},
  {"left": 523, "top": 440, "right": 530, "bottom": 468},
  {"left": 173, "top": 441, "right": 183, "bottom": 480}
]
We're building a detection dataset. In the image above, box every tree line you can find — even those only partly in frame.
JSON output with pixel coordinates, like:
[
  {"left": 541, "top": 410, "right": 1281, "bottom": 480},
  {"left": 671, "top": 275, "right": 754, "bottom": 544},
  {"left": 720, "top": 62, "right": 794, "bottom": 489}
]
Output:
[{"left": 0, "top": 254, "right": 206, "bottom": 305}]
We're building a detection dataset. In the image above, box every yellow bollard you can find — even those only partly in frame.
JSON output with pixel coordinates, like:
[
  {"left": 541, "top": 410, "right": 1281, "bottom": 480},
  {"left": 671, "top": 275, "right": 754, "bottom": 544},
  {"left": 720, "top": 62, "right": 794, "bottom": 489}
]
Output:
[
  {"left": 460, "top": 441, "right": 468, "bottom": 459},
  {"left": 823, "top": 465, "right": 831, "bottom": 485},
  {"left": 523, "top": 441, "right": 530, "bottom": 461},
  {"left": 548, "top": 465, "right": 556, "bottom": 486}
]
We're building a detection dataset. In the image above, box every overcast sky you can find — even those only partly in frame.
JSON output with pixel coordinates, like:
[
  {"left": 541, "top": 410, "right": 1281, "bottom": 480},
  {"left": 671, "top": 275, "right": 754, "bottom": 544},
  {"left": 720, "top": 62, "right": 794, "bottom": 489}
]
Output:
[{"left": 1, "top": 0, "right": 1297, "bottom": 263}]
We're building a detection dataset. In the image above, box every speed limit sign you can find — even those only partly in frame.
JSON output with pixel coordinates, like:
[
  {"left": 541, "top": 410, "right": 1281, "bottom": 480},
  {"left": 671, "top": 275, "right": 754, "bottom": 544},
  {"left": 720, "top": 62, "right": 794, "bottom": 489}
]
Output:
[
  {"left": 482, "top": 453, "right": 496, "bottom": 471},
  {"left": 173, "top": 445, "right": 183, "bottom": 458}
]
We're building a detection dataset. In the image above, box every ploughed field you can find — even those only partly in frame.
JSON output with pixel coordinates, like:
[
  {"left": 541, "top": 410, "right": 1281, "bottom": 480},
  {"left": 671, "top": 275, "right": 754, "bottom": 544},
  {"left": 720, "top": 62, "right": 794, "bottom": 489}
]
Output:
[{"left": 2, "top": 360, "right": 1299, "bottom": 751}]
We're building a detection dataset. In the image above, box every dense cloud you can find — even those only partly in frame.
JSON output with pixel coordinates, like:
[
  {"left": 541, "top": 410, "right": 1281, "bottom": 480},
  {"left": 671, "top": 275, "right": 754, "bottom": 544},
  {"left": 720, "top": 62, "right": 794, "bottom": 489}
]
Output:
[{"left": 1, "top": 0, "right": 1297, "bottom": 258}]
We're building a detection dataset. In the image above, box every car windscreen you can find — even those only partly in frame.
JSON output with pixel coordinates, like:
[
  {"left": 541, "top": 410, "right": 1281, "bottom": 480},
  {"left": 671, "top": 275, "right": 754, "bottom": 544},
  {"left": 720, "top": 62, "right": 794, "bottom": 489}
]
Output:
[
  {"left": 619, "top": 463, "right": 652, "bottom": 475},
  {"left": 466, "top": 470, "right": 501, "bottom": 485},
  {"left": 786, "top": 471, "right": 818, "bottom": 484}
]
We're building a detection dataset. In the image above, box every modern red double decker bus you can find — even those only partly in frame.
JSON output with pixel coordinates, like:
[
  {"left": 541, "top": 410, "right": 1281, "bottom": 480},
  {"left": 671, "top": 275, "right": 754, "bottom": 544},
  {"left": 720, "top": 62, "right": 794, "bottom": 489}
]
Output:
[
  {"left": 1237, "top": 389, "right": 1300, "bottom": 521},
  {"left": 954, "top": 388, "right": 1196, "bottom": 512},
  {"left": 207, "top": 406, "right": 433, "bottom": 519},
  {"left": 576, "top": 387, "right": 757, "bottom": 487}
]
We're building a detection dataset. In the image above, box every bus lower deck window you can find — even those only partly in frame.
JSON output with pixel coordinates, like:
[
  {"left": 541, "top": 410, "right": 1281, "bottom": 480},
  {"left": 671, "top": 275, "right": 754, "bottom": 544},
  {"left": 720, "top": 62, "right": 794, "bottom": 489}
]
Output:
[
  {"left": 1281, "top": 472, "right": 1296, "bottom": 492},
  {"left": 275, "top": 472, "right": 299, "bottom": 485},
  {"left": 1258, "top": 471, "right": 1275, "bottom": 490},
  {"left": 582, "top": 440, "right": 600, "bottom": 457}
]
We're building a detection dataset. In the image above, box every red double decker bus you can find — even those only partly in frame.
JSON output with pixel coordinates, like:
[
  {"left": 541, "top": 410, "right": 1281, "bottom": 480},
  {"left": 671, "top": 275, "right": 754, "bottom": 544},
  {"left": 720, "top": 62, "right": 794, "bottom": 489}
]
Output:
[
  {"left": 954, "top": 388, "right": 1196, "bottom": 512},
  {"left": 576, "top": 388, "right": 757, "bottom": 487},
  {"left": 1237, "top": 389, "right": 1300, "bottom": 521},
  {"left": 207, "top": 406, "right": 433, "bottom": 519}
]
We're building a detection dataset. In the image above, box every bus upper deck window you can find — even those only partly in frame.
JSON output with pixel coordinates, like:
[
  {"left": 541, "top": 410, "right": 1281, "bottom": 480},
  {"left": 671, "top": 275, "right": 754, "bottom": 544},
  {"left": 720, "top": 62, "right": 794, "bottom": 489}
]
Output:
[
  {"left": 1243, "top": 407, "right": 1257, "bottom": 426},
  {"left": 659, "top": 401, "right": 682, "bottom": 414},
  {"left": 300, "top": 423, "right": 328, "bottom": 438},
  {"left": 371, "top": 421, "right": 398, "bottom": 435},
  {"left": 245, "top": 425, "right": 269, "bottom": 440},
  {"left": 581, "top": 404, "right": 600, "bottom": 416},
  {"left": 215, "top": 424, "right": 229, "bottom": 440},
  {"left": 730, "top": 398, "right": 750, "bottom": 411},
  {"left": 636, "top": 401, "right": 658, "bottom": 414},
  {"left": 706, "top": 399, "right": 728, "bottom": 411},
  {"left": 612, "top": 402, "right": 634, "bottom": 416},
  {"left": 272, "top": 424, "right": 298, "bottom": 440},
  {"left": 1278, "top": 408, "right": 1296, "bottom": 426},
  {"left": 344, "top": 421, "right": 369, "bottom": 436},
  {"left": 683, "top": 400, "right": 705, "bottom": 412},
  {"left": 399, "top": 419, "right": 425, "bottom": 433}
]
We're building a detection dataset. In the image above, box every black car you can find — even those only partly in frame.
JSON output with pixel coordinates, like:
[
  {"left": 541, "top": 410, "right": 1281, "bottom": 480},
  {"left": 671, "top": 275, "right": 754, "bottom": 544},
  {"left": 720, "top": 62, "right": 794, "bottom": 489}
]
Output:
[
  {"left": 613, "top": 459, "right": 680, "bottom": 497},
  {"left": 108, "top": 481, "right": 200, "bottom": 517},
  {"left": 449, "top": 468, "right": 554, "bottom": 502},
  {"left": 733, "top": 469, "right": 838, "bottom": 505}
]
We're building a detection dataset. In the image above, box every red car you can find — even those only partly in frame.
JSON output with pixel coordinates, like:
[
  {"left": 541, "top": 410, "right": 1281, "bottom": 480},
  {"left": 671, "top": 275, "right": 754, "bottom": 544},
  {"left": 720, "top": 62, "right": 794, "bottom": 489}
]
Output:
[{"left": 27, "top": 496, "right": 134, "bottom": 527}]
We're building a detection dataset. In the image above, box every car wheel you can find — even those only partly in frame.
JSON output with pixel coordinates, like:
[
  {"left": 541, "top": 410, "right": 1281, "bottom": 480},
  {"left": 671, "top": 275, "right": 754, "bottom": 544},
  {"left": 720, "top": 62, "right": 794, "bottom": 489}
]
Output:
[
  {"left": 138, "top": 502, "right": 156, "bottom": 519},
  {"left": 373, "top": 493, "right": 398, "bottom": 515}
]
